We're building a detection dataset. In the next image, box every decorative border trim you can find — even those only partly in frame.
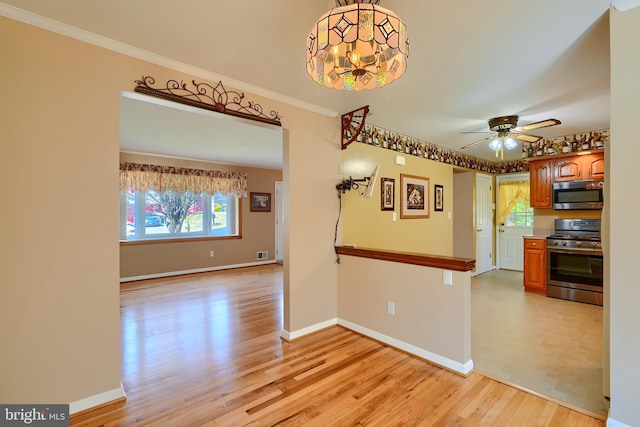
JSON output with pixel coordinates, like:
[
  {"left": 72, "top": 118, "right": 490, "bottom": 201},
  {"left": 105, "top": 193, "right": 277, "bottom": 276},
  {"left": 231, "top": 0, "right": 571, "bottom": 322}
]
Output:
[
  {"left": 355, "top": 122, "right": 609, "bottom": 175},
  {"left": 69, "top": 384, "right": 126, "bottom": 414},
  {"left": 338, "top": 319, "right": 473, "bottom": 375},
  {"left": 134, "top": 76, "right": 281, "bottom": 126}
]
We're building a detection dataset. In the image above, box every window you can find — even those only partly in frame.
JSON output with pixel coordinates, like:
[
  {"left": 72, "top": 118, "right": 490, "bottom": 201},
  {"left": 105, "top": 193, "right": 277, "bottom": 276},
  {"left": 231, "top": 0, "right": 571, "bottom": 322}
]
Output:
[
  {"left": 121, "top": 188, "right": 239, "bottom": 241},
  {"left": 503, "top": 199, "right": 534, "bottom": 227},
  {"left": 497, "top": 180, "right": 532, "bottom": 227}
]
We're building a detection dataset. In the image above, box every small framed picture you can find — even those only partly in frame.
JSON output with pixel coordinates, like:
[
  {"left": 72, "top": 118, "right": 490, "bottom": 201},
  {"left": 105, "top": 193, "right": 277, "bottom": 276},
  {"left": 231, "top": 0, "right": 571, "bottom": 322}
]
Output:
[
  {"left": 250, "top": 192, "right": 271, "bottom": 212},
  {"left": 400, "top": 174, "right": 429, "bottom": 219},
  {"left": 434, "top": 184, "right": 444, "bottom": 212},
  {"left": 381, "top": 177, "right": 395, "bottom": 211}
]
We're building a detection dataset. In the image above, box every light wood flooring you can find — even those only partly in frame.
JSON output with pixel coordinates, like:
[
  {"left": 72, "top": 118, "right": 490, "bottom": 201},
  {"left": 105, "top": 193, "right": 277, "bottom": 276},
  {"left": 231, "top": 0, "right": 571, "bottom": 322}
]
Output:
[
  {"left": 71, "top": 264, "right": 604, "bottom": 426},
  {"left": 471, "top": 269, "right": 608, "bottom": 417}
]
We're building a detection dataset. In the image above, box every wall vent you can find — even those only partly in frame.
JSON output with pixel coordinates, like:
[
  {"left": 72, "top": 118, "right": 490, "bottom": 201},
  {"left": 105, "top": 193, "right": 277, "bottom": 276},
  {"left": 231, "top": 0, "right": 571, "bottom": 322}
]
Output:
[{"left": 257, "top": 251, "right": 269, "bottom": 260}]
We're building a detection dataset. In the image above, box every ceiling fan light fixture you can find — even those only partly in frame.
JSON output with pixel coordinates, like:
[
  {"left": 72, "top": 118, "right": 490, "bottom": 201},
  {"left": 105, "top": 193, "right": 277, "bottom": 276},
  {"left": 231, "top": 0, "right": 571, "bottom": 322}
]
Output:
[
  {"left": 306, "top": 0, "right": 409, "bottom": 91},
  {"left": 504, "top": 136, "right": 517, "bottom": 150}
]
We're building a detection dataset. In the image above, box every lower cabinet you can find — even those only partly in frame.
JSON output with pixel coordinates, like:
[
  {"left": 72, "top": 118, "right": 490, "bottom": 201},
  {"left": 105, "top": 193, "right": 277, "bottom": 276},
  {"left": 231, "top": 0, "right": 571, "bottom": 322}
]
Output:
[{"left": 523, "top": 237, "right": 547, "bottom": 293}]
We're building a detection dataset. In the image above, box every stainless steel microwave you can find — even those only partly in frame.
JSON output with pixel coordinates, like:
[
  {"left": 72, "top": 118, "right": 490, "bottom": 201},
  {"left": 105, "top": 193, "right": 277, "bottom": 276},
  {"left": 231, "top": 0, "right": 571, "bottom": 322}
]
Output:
[{"left": 552, "top": 180, "right": 604, "bottom": 210}]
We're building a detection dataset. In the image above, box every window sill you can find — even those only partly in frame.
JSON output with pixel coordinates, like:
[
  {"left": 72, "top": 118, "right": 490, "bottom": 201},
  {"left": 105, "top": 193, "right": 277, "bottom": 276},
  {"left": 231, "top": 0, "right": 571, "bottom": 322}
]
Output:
[{"left": 120, "top": 235, "right": 241, "bottom": 246}]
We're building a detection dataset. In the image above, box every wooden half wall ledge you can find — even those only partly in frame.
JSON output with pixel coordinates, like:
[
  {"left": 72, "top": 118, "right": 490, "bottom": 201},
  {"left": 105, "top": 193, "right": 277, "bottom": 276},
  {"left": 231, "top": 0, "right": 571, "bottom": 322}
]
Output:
[{"left": 335, "top": 246, "right": 475, "bottom": 272}]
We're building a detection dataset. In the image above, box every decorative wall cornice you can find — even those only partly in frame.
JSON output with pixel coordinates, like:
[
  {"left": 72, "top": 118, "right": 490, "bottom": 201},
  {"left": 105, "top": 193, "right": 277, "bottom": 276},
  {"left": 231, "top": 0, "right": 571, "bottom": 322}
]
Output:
[{"left": 134, "top": 76, "right": 282, "bottom": 126}]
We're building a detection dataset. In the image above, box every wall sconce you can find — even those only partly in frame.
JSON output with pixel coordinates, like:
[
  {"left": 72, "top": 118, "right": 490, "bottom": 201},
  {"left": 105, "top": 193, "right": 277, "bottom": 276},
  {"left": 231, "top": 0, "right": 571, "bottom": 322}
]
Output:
[{"left": 336, "top": 164, "right": 380, "bottom": 199}]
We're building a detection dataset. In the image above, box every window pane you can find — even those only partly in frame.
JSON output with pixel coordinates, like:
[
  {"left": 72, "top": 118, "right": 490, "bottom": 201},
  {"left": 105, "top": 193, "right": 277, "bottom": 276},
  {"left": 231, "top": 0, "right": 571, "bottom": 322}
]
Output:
[
  {"left": 126, "top": 189, "right": 136, "bottom": 237},
  {"left": 211, "top": 193, "right": 228, "bottom": 231},
  {"left": 145, "top": 189, "right": 203, "bottom": 235},
  {"left": 182, "top": 198, "right": 203, "bottom": 233}
]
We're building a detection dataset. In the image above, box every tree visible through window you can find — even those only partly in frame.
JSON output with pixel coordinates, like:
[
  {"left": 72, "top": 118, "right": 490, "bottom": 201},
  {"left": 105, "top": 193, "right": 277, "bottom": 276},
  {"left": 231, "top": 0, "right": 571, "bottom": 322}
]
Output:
[
  {"left": 122, "top": 189, "right": 239, "bottom": 240},
  {"left": 497, "top": 180, "right": 532, "bottom": 227},
  {"left": 503, "top": 199, "right": 534, "bottom": 227}
]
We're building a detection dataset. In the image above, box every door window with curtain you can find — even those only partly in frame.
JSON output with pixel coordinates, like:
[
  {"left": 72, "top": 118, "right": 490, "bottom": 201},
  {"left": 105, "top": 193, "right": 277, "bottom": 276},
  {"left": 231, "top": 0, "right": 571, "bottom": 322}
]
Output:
[{"left": 497, "top": 181, "right": 532, "bottom": 227}]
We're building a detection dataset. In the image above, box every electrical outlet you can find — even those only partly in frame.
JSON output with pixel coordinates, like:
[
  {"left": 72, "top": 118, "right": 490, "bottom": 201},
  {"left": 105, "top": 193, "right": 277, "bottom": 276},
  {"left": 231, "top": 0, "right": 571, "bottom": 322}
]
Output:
[
  {"left": 387, "top": 301, "right": 395, "bottom": 315},
  {"left": 443, "top": 270, "right": 453, "bottom": 285},
  {"left": 209, "top": 251, "right": 215, "bottom": 257}
]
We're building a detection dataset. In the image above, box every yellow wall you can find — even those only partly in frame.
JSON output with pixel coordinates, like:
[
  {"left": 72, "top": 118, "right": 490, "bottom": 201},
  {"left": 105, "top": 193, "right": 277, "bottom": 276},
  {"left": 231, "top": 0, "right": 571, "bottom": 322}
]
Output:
[
  {"left": 341, "top": 142, "right": 454, "bottom": 255},
  {"left": 119, "top": 152, "right": 282, "bottom": 279}
]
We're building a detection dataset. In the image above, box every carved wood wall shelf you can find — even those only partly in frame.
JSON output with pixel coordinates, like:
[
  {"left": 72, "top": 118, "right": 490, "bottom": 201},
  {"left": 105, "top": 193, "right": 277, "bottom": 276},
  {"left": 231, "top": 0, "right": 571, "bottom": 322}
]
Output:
[
  {"left": 341, "top": 105, "right": 369, "bottom": 150},
  {"left": 134, "top": 76, "right": 282, "bottom": 126}
]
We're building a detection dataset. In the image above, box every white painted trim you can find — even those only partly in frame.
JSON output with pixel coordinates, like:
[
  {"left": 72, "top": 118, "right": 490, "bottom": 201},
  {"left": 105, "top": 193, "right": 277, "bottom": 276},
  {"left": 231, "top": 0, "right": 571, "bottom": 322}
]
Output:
[
  {"left": 280, "top": 318, "right": 338, "bottom": 341},
  {"left": 120, "top": 260, "right": 276, "bottom": 283},
  {"left": 606, "top": 412, "right": 632, "bottom": 427},
  {"left": 471, "top": 265, "right": 496, "bottom": 277},
  {"left": 613, "top": 0, "right": 640, "bottom": 12},
  {"left": 69, "top": 384, "right": 126, "bottom": 414},
  {"left": 0, "top": 3, "right": 338, "bottom": 118},
  {"left": 338, "top": 319, "right": 474, "bottom": 375}
]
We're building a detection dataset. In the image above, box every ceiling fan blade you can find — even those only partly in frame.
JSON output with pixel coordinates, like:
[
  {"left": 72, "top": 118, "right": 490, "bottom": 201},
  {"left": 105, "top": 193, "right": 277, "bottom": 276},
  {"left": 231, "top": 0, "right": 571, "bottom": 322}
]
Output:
[
  {"left": 513, "top": 133, "right": 542, "bottom": 143},
  {"left": 460, "top": 136, "right": 492, "bottom": 149},
  {"left": 518, "top": 119, "right": 561, "bottom": 132},
  {"left": 460, "top": 131, "right": 494, "bottom": 135}
]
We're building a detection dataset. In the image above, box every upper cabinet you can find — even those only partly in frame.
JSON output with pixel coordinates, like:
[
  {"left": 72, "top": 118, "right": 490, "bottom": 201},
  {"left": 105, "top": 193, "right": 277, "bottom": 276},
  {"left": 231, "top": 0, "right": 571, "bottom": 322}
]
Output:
[
  {"left": 553, "top": 153, "right": 605, "bottom": 181},
  {"left": 529, "top": 151, "right": 604, "bottom": 208},
  {"left": 530, "top": 159, "right": 553, "bottom": 208}
]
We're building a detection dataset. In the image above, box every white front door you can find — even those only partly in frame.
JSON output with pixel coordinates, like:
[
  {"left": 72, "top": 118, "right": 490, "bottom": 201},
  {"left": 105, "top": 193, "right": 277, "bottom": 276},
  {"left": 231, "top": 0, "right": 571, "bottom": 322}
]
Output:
[
  {"left": 475, "top": 173, "right": 493, "bottom": 274},
  {"left": 498, "top": 226, "right": 527, "bottom": 270},
  {"left": 496, "top": 173, "right": 532, "bottom": 271}
]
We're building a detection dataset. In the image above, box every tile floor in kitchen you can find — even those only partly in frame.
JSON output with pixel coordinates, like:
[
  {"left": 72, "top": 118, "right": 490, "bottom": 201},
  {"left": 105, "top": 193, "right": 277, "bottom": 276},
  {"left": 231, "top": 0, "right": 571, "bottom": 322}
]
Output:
[{"left": 471, "top": 269, "right": 608, "bottom": 417}]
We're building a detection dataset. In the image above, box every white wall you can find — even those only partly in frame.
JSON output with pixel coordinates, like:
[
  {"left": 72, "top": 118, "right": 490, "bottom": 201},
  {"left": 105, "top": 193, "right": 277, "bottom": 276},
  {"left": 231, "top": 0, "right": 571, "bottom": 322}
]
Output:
[{"left": 609, "top": 5, "right": 640, "bottom": 426}]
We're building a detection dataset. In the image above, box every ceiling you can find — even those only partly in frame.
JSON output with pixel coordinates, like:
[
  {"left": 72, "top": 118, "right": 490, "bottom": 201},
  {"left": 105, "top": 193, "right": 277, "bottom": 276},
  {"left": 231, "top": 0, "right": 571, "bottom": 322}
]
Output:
[{"left": 1, "top": 0, "right": 614, "bottom": 165}]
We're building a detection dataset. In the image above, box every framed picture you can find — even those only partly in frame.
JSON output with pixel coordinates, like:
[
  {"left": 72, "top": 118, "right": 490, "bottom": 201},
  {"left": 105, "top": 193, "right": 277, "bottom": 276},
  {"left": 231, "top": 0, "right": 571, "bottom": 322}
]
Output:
[
  {"left": 381, "top": 177, "right": 395, "bottom": 211},
  {"left": 400, "top": 174, "right": 430, "bottom": 219},
  {"left": 434, "top": 184, "right": 444, "bottom": 212},
  {"left": 250, "top": 192, "right": 271, "bottom": 212}
]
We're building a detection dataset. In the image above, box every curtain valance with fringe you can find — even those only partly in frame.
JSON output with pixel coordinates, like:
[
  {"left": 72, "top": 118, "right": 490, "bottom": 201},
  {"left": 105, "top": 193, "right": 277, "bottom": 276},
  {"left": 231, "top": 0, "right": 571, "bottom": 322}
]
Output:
[{"left": 119, "top": 162, "right": 248, "bottom": 197}]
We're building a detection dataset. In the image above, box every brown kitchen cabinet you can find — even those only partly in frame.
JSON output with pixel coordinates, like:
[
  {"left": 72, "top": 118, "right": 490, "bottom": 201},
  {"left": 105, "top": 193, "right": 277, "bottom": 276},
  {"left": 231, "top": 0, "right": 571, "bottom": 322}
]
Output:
[
  {"left": 523, "top": 236, "right": 546, "bottom": 293},
  {"left": 529, "top": 159, "right": 553, "bottom": 208},
  {"left": 554, "top": 152, "right": 604, "bottom": 181}
]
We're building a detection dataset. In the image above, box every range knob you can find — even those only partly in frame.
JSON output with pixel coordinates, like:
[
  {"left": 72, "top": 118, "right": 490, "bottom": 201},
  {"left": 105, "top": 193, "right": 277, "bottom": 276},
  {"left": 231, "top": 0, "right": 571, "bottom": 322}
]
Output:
[
  {"left": 562, "top": 241, "right": 568, "bottom": 246},
  {"left": 575, "top": 241, "right": 583, "bottom": 247},
  {"left": 553, "top": 240, "right": 560, "bottom": 246}
]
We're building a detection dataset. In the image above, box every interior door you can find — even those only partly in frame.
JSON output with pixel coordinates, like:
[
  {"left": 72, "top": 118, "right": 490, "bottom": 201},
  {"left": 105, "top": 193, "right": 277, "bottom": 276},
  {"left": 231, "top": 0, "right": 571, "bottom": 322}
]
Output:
[{"left": 475, "top": 173, "right": 493, "bottom": 274}]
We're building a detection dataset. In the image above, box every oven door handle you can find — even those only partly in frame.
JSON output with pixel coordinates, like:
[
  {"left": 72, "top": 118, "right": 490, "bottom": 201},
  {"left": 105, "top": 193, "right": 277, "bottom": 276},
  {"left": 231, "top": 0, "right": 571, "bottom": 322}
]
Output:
[{"left": 547, "top": 247, "right": 603, "bottom": 256}]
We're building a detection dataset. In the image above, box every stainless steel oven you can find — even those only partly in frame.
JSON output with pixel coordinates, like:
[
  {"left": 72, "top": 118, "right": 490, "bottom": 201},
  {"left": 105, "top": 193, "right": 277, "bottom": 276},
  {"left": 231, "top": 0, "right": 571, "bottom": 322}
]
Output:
[{"left": 546, "top": 219, "right": 603, "bottom": 306}]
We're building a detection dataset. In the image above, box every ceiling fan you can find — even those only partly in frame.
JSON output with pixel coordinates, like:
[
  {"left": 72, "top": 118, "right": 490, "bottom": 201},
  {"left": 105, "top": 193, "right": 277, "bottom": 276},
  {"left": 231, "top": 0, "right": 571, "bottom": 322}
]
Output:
[{"left": 460, "top": 115, "right": 561, "bottom": 158}]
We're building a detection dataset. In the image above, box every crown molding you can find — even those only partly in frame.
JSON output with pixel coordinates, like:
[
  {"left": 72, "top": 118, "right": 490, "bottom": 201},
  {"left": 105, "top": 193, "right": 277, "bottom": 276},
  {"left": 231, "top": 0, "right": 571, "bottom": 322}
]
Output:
[{"left": 0, "top": 3, "right": 339, "bottom": 118}]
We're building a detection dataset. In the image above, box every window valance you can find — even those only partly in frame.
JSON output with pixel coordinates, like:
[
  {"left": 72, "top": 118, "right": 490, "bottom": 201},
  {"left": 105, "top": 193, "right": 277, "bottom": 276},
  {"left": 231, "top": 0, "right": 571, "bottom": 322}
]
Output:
[
  {"left": 119, "top": 162, "right": 248, "bottom": 197},
  {"left": 497, "top": 181, "right": 530, "bottom": 226}
]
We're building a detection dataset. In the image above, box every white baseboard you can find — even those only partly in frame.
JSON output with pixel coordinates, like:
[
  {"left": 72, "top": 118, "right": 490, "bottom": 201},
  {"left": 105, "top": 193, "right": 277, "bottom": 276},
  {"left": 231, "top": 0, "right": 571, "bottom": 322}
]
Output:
[
  {"left": 120, "top": 260, "right": 276, "bottom": 283},
  {"left": 281, "top": 318, "right": 338, "bottom": 341},
  {"left": 338, "top": 319, "right": 473, "bottom": 375},
  {"left": 69, "top": 384, "right": 126, "bottom": 414}
]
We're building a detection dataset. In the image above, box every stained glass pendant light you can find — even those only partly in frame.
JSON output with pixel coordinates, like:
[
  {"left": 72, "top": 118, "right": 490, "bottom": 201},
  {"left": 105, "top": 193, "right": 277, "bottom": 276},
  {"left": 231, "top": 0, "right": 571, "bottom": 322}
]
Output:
[{"left": 306, "top": 0, "right": 409, "bottom": 91}]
